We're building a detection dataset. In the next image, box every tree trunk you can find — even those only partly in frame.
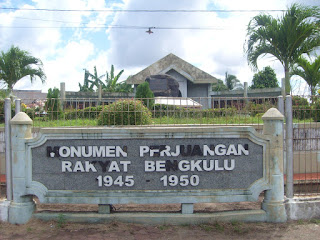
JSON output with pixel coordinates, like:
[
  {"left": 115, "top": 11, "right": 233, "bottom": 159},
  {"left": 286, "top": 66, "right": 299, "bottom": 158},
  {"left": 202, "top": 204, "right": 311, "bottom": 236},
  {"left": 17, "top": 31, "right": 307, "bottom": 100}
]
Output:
[{"left": 284, "top": 64, "right": 290, "bottom": 95}]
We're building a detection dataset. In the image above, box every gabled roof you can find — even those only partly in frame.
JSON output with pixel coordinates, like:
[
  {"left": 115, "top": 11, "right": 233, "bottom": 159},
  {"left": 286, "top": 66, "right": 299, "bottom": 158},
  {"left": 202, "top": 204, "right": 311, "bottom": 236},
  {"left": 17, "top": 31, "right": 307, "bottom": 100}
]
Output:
[{"left": 127, "top": 53, "right": 218, "bottom": 84}]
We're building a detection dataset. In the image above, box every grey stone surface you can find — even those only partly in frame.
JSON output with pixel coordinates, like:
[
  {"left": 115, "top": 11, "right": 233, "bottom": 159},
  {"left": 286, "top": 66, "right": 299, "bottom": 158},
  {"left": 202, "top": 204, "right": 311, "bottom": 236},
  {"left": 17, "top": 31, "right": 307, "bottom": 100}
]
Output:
[
  {"left": 285, "top": 197, "right": 320, "bottom": 220},
  {"left": 145, "top": 74, "right": 180, "bottom": 97},
  {"left": 0, "top": 200, "right": 10, "bottom": 222},
  {"left": 33, "top": 210, "right": 267, "bottom": 224},
  {"left": 32, "top": 138, "right": 263, "bottom": 191}
]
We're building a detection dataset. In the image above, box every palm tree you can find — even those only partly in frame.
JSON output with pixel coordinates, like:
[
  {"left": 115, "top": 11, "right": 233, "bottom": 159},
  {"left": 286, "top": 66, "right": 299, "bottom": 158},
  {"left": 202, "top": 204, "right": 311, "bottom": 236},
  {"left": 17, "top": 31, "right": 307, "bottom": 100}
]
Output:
[
  {"left": 245, "top": 4, "right": 320, "bottom": 94},
  {"left": 0, "top": 45, "right": 46, "bottom": 93},
  {"left": 225, "top": 72, "right": 240, "bottom": 90},
  {"left": 291, "top": 55, "right": 320, "bottom": 96}
]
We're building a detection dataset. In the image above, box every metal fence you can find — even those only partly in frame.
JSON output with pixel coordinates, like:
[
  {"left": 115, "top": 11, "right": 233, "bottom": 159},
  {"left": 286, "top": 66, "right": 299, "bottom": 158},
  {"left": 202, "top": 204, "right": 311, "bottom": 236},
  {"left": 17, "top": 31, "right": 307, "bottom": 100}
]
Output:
[
  {"left": 22, "top": 96, "right": 278, "bottom": 129},
  {"left": 0, "top": 99, "right": 5, "bottom": 199},
  {"left": 291, "top": 95, "right": 320, "bottom": 196},
  {"left": 1, "top": 95, "right": 320, "bottom": 199}
]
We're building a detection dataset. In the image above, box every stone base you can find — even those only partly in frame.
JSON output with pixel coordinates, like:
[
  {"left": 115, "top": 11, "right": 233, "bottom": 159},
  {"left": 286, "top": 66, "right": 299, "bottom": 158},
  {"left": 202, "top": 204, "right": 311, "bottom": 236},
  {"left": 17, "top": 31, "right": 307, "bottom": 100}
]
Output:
[
  {"left": 262, "top": 201, "right": 287, "bottom": 222},
  {"left": 9, "top": 201, "right": 35, "bottom": 224},
  {"left": 285, "top": 197, "right": 320, "bottom": 220},
  {"left": 0, "top": 200, "right": 10, "bottom": 222},
  {"left": 34, "top": 210, "right": 267, "bottom": 225}
]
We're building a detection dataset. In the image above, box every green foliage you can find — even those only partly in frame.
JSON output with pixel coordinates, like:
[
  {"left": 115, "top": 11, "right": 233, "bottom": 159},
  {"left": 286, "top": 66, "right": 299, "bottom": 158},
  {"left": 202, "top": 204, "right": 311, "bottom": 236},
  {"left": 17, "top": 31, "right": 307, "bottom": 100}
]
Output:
[
  {"left": 135, "top": 82, "right": 155, "bottom": 108},
  {"left": 312, "top": 99, "right": 320, "bottom": 122},
  {"left": 64, "top": 106, "right": 102, "bottom": 120},
  {"left": 78, "top": 69, "right": 94, "bottom": 92},
  {"left": 292, "top": 96, "right": 309, "bottom": 106},
  {"left": 57, "top": 213, "right": 66, "bottom": 228},
  {"left": 251, "top": 66, "right": 279, "bottom": 89},
  {"left": 46, "top": 88, "right": 62, "bottom": 120},
  {"left": 0, "top": 45, "right": 46, "bottom": 92},
  {"left": 245, "top": 102, "right": 275, "bottom": 117},
  {"left": 225, "top": 72, "right": 240, "bottom": 90},
  {"left": 79, "top": 65, "right": 129, "bottom": 93},
  {"left": 245, "top": 4, "right": 320, "bottom": 94},
  {"left": 291, "top": 55, "right": 320, "bottom": 96},
  {"left": 292, "top": 96, "right": 311, "bottom": 120},
  {"left": 97, "top": 99, "right": 152, "bottom": 126},
  {"left": 212, "top": 79, "right": 228, "bottom": 91}
]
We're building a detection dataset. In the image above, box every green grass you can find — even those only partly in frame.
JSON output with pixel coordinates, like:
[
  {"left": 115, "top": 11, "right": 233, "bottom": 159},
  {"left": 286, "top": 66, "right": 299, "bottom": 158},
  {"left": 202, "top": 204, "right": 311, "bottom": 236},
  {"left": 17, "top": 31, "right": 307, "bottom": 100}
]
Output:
[{"left": 0, "top": 116, "right": 316, "bottom": 128}]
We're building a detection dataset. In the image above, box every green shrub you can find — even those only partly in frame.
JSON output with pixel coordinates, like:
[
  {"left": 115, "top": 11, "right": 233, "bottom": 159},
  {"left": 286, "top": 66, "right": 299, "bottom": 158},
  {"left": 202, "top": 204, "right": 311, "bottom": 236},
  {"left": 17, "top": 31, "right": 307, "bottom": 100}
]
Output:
[
  {"left": 65, "top": 106, "right": 103, "bottom": 120},
  {"left": 246, "top": 102, "right": 275, "bottom": 117},
  {"left": 293, "top": 105, "right": 312, "bottom": 120},
  {"left": 292, "top": 96, "right": 309, "bottom": 106},
  {"left": 98, "top": 99, "right": 152, "bottom": 125},
  {"left": 45, "top": 88, "right": 63, "bottom": 120},
  {"left": 312, "top": 100, "right": 320, "bottom": 122},
  {"left": 135, "top": 82, "right": 154, "bottom": 109}
]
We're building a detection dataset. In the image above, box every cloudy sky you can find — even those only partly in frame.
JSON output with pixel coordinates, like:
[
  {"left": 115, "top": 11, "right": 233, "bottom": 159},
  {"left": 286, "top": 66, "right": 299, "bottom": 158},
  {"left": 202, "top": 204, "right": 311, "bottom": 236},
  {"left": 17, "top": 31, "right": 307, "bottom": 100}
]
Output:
[{"left": 0, "top": 0, "right": 319, "bottom": 94}]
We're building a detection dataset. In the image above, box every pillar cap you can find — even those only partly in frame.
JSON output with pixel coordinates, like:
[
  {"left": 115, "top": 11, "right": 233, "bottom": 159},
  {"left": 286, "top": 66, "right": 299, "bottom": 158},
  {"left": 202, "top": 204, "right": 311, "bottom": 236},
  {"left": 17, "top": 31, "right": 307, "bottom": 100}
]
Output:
[
  {"left": 10, "top": 112, "right": 33, "bottom": 125},
  {"left": 262, "top": 108, "right": 284, "bottom": 121}
]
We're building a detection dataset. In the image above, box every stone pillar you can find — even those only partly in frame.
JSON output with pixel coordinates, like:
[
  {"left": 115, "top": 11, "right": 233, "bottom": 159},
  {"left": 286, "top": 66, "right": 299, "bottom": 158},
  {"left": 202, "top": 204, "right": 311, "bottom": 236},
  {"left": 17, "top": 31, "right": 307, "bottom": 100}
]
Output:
[
  {"left": 60, "top": 82, "right": 66, "bottom": 110},
  {"left": 9, "top": 112, "right": 35, "bottom": 224},
  {"left": 244, "top": 82, "right": 248, "bottom": 104},
  {"left": 281, "top": 78, "right": 285, "bottom": 98},
  {"left": 261, "top": 108, "right": 287, "bottom": 222},
  {"left": 98, "top": 84, "right": 102, "bottom": 106}
]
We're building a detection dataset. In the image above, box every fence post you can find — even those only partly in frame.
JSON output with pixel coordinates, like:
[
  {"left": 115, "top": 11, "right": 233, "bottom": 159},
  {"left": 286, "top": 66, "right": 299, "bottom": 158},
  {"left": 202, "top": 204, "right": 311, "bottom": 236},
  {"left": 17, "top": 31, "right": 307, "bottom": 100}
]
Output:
[
  {"left": 98, "top": 84, "right": 102, "bottom": 106},
  {"left": 60, "top": 82, "right": 65, "bottom": 111},
  {"left": 277, "top": 96, "right": 284, "bottom": 115},
  {"left": 15, "top": 99, "right": 21, "bottom": 115},
  {"left": 261, "top": 108, "right": 287, "bottom": 222},
  {"left": 4, "top": 98, "right": 12, "bottom": 201},
  {"left": 285, "top": 95, "right": 294, "bottom": 198},
  {"left": 8, "top": 112, "right": 35, "bottom": 224}
]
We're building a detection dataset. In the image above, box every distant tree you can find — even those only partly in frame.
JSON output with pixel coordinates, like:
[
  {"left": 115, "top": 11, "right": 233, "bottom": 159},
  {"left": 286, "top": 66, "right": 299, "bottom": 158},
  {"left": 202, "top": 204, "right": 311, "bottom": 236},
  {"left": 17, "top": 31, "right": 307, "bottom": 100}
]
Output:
[
  {"left": 212, "top": 79, "right": 228, "bottom": 91},
  {"left": 45, "top": 87, "right": 62, "bottom": 120},
  {"left": 79, "top": 69, "right": 94, "bottom": 92},
  {"left": 79, "top": 65, "right": 129, "bottom": 92},
  {"left": 225, "top": 72, "right": 240, "bottom": 90},
  {"left": 135, "top": 82, "right": 154, "bottom": 108},
  {"left": 0, "top": 45, "right": 46, "bottom": 93},
  {"left": 104, "top": 65, "right": 124, "bottom": 92},
  {"left": 251, "top": 66, "right": 279, "bottom": 89},
  {"left": 114, "top": 81, "right": 133, "bottom": 93},
  {"left": 245, "top": 4, "right": 320, "bottom": 94},
  {"left": 291, "top": 55, "right": 320, "bottom": 96}
]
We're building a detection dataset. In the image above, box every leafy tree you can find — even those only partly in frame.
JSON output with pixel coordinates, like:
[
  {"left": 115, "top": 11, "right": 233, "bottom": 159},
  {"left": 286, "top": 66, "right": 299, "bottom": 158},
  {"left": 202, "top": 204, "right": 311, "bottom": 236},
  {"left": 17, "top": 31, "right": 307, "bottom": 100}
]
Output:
[
  {"left": 0, "top": 45, "right": 46, "bottom": 93},
  {"left": 225, "top": 72, "right": 240, "bottom": 90},
  {"left": 45, "top": 87, "right": 62, "bottom": 120},
  {"left": 135, "top": 81, "right": 154, "bottom": 108},
  {"left": 245, "top": 4, "right": 320, "bottom": 94},
  {"left": 251, "top": 66, "right": 279, "bottom": 89},
  {"left": 212, "top": 79, "right": 228, "bottom": 91},
  {"left": 79, "top": 65, "right": 129, "bottom": 92},
  {"left": 78, "top": 69, "right": 94, "bottom": 92},
  {"left": 104, "top": 65, "right": 124, "bottom": 92},
  {"left": 113, "top": 81, "right": 133, "bottom": 93},
  {"left": 291, "top": 55, "right": 320, "bottom": 96}
]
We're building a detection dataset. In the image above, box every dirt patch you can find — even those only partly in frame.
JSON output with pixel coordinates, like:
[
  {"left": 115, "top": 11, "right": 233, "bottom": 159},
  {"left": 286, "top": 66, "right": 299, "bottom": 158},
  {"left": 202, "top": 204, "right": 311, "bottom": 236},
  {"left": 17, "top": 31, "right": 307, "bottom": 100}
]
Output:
[
  {"left": 2, "top": 197, "right": 320, "bottom": 239},
  {"left": 1, "top": 218, "right": 320, "bottom": 240},
  {"left": 35, "top": 201, "right": 262, "bottom": 214}
]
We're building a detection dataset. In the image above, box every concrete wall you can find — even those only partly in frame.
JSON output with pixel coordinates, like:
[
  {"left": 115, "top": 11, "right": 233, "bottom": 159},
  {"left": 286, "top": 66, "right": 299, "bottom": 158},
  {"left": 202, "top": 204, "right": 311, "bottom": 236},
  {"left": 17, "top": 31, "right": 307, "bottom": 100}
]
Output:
[
  {"left": 187, "top": 82, "right": 210, "bottom": 108},
  {"left": 166, "top": 69, "right": 188, "bottom": 97}
]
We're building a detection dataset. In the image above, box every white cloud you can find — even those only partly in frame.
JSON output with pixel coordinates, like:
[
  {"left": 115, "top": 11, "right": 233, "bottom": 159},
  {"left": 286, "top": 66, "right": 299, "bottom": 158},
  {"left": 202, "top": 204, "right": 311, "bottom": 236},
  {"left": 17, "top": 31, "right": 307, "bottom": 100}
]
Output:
[
  {"left": 1, "top": 0, "right": 318, "bottom": 95},
  {"left": 106, "top": 0, "right": 294, "bottom": 87}
]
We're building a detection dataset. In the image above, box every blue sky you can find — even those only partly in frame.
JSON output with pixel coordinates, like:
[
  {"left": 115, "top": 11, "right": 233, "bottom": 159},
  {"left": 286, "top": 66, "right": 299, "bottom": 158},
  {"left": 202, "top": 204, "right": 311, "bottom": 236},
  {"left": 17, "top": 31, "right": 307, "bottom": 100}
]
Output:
[{"left": 0, "top": 0, "right": 319, "bottom": 94}]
